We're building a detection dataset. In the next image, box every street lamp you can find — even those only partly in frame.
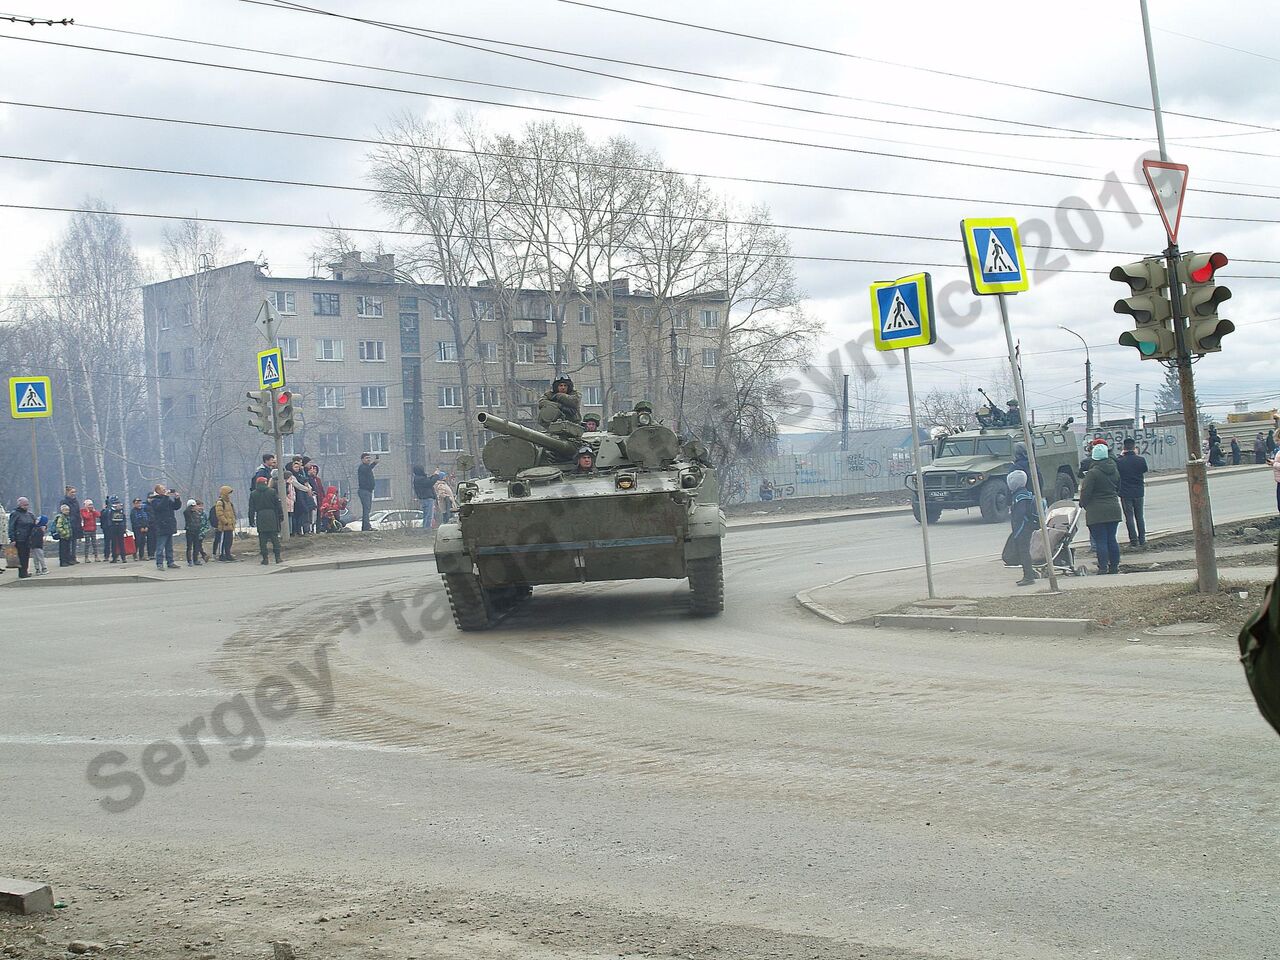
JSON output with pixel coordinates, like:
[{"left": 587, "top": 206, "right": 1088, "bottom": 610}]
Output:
[{"left": 1058, "top": 326, "right": 1094, "bottom": 430}]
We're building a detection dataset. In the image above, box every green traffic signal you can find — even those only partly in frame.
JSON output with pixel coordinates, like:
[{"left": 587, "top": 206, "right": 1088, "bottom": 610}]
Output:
[{"left": 1111, "top": 257, "right": 1175, "bottom": 359}]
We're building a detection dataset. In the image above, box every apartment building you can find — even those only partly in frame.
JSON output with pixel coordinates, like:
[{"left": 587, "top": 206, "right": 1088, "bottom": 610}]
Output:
[{"left": 143, "top": 252, "right": 727, "bottom": 508}]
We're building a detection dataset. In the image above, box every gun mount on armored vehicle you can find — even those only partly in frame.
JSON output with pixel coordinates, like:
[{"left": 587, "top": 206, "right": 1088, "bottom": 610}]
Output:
[
  {"left": 906, "top": 413, "right": 1080, "bottom": 524},
  {"left": 433, "top": 402, "right": 726, "bottom": 630}
]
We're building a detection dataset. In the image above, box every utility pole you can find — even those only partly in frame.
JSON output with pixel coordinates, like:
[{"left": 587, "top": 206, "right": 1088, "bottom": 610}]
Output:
[
  {"left": 1140, "top": 0, "right": 1218, "bottom": 592},
  {"left": 1058, "top": 326, "right": 1093, "bottom": 429},
  {"left": 841, "top": 373, "right": 850, "bottom": 451},
  {"left": 1134, "top": 384, "right": 1141, "bottom": 429},
  {"left": 255, "top": 301, "right": 290, "bottom": 539}
]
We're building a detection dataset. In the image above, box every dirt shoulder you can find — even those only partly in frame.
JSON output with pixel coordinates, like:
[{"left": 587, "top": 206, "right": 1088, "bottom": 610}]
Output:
[{"left": 899, "top": 580, "right": 1269, "bottom": 634}]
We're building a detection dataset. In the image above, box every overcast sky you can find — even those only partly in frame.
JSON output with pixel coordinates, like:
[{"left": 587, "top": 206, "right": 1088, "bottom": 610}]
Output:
[{"left": 2, "top": 0, "right": 1277, "bottom": 429}]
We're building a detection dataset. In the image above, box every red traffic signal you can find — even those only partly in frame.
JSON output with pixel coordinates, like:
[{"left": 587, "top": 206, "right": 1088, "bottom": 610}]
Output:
[
  {"left": 1187, "top": 251, "right": 1227, "bottom": 284},
  {"left": 276, "top": 390, "right": 292, "bottom": 405}
]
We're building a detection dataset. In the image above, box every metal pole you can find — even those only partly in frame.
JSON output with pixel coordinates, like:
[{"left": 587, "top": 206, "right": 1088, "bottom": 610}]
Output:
[
  {"left": 30, "top": 419, "right": 41, "bottom": 516},
  {"left": 1085, "top": 355, "right": 1094, "bottom": 430},
  {"left": 1134, "top": 384, "right": 1141, "bottom": 430},
  {"left": 999, "top": 295, "right": 1059, "bottom": 593},
  {"left": 1141, "top": 3, "right": 1218, "bottom": 592},
  {"left": 260, "top": 302, "right": 290, "bottom": 540},
  {"left": 1139, "top": 0, "right": 1169, "bottom": 161},
  {"left": 903, "top": 349, "right": 936, "bottom": 600},
  {"left": 841, "top": 373, "right": 849, "bottom": 452}
]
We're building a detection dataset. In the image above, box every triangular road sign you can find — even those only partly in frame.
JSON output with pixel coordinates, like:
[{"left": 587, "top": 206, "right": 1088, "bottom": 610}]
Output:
[
  {"left": 882, "top": 290, "right": 919, "bottom": 332},
  {"left": 17, "top": 384, "right": 46, "bottom": 410},
  {"left": 1142, "top": 159, "right": 1189, "bottom": 245},
  {"left": 983, "top": 232, "right": 1015, "bottom": 275}
]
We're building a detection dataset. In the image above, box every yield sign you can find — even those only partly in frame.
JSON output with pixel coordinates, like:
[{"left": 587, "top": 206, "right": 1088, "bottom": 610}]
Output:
[{"left": 1142, "top": 159, "right": 1189, "bottom": 245}]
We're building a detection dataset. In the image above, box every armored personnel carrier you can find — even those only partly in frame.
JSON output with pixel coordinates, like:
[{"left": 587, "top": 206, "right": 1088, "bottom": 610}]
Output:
[
  {"left": 434, "top": 404, "right": 726, "bottom": 630},
  {"left": 906, "top": 418, "right": 1080, "bottom": 524}
]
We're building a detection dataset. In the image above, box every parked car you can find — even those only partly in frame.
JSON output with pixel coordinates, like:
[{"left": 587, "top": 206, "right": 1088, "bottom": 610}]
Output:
[{"left": 343, "top": 509, "right": 423, "bottom": 532}]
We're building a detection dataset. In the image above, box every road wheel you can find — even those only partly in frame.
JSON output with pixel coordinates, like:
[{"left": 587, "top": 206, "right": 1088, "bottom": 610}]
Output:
[
  {"left": 911, "top": 498, "right": 943, "bottom": 524},
  {"left": 444, "top": 572, "right": 492, "bottom": 631},
  {"left": 978, "top": 482, "right": 1011, "bottom": 523},
  {"left": 688, "top": 553, "right": 724, "bottom": 616},
  {"left": 1054, "top": 472, "right": 1077, "bottom": 503}
]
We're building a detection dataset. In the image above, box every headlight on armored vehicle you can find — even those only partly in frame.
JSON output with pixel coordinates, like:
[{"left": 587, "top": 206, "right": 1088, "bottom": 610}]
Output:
[
  {"left": 964, "top": 472, "right": 985, "bottom": 485},
  {"left": 679, "top": 468, "right": 701, "bottom": 489}
]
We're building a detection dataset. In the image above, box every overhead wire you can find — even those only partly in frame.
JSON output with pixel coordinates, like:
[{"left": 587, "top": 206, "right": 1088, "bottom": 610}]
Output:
[
  {"left": 15, "top": 151, "right": 1280, "bottom": 264},
  {"left": 555, "top": 0, "right": 1280, "bottom": 137},
  {"left": 8, "top": 32, "right": 1280, "bottom": 198}
]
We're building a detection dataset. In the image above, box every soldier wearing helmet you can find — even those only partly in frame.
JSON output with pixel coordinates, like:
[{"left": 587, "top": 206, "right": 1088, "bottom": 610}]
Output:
[
  {"left": 541, "top": 376, "right": 581, "bottom": 424},
  {"left": 574, "top": 445, "right": 596, "bottom": 474}
]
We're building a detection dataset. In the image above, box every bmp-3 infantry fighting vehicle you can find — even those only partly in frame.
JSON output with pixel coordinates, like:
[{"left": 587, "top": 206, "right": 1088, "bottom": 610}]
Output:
[
  {"left": 434, "top": 402, "right": 726, "bottom": 630},
  {"left": 906, "top": 395, "right": 1081, "bottom": 524}
]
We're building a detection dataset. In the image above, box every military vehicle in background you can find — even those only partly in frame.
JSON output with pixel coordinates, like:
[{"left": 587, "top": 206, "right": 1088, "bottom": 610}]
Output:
[
  {"left": 906, "top": 414, "right": 1081, "bottom": 524},
  {"left": 434, "top": 402, "right": 726, "bottom": 630}
]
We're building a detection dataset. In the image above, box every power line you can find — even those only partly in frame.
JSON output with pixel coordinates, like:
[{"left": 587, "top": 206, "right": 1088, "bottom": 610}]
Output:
[
  {"left": 238, "top": 0, "right": 1280, "bottom": 159},
  {"left": 10, "top": 99, "right": 1280, "bottom": 227},
  {"left": 555, "top": 0, "right": 1280, "bottom": 137},
  {"left": 10, "top": 33, "right": 1280, "bottom": 198},
  {"left": 19, "top": 152, "right": 1280, "bottom": 263}
]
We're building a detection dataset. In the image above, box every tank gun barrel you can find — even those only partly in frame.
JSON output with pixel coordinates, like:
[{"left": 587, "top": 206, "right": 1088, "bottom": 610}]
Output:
[{"left": 477, "top": 412, "right": 580, "bottom": 458}]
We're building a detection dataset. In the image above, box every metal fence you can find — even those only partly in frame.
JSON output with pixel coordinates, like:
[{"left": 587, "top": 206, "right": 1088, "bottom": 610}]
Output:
[
  {"left": 1086, "top": 425, "right": 1187, "bottom": 471},
  {"left": 727, "top": 442, "right": 930, "bottom": 503}
]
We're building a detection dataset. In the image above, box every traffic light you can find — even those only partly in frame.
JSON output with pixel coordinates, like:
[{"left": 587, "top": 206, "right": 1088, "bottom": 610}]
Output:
[
  {"left": 275, "top": 390, "right": 296, "bottom": 435},
  {"left": 246, "top": 389, "right": 274, "bottom": 434},
  {"left": 1179, "top": 251, "right": 1234, "bottom": 354},
  {"left": 1111, "top": 257, "right": 1176, "bottom": 359}
]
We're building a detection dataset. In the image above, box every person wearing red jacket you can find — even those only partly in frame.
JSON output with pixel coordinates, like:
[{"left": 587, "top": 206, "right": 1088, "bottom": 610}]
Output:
[{"left": 79, "top": 499, "right": 100, "bottom": 562}]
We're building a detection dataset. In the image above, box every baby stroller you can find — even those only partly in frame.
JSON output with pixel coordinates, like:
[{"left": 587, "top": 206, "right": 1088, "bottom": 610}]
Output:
[{"left": 1029, "top": 499, "right": 1087, "bottom": 577}]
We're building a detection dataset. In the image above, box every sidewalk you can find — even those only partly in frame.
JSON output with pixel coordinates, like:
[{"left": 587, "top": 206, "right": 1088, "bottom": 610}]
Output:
[{"left": 0, "top": 539, "right": 436, "bottom": 588}]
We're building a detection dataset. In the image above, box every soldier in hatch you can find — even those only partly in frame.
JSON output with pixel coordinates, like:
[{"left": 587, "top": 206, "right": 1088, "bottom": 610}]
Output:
[
  {"left": 540, "top": 376, "right": 581, "bottom": 424},
  {"left": 574, "top": 446, "right": 596, "bottom": 474}
]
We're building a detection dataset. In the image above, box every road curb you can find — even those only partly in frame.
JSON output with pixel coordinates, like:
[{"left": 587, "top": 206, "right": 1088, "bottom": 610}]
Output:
[
  {"left": 870, "top": 613, "right": 1098, "bottom": 637},
  {"left": 730, "top": 504, "right": 910, "bottom": 532},
  {"left": 272, "top": 552, "right": 432, "bottom": 574},
  {"left": 0, "top": 572, "right": 163, "bottom": 588}
]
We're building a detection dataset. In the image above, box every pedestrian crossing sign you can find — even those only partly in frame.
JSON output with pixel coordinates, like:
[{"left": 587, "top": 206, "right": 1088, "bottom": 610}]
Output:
[
  {"left": 870, "top": 272, "right": 936, "bottom": 351},
  {"left": 9, "top": 376, "right": 52, "bottom": 419},
  {"left": 961, "top": 217, "right": 1029, "bottom": 295},
  {"left": 257, "top": 347, "right": 286, "bottom": 390}
]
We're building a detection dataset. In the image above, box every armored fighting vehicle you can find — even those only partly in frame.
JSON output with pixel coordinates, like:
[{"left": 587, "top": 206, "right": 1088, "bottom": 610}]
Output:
[
  {"left": 906, "top": 417, "right": 1081, "bottom": 524},
  {"left": 434, "top": 404, "right": 726, "bottom": 630}
]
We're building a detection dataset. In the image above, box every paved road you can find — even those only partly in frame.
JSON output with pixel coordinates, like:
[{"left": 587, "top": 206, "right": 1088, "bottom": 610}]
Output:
[{"left": 2, "top": 471, "right": 1276, "bottom": 959}]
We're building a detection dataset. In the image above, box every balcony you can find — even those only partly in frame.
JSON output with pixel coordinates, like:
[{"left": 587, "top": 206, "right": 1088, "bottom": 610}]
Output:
[{"left": 512, "top": 318, "right": 548, "bottom": 337}]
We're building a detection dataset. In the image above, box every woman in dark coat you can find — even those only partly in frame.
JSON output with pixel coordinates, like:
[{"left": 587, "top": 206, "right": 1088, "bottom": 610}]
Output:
[{"left": 1079, "top": 443, "right": 1123, "bottom": 575}]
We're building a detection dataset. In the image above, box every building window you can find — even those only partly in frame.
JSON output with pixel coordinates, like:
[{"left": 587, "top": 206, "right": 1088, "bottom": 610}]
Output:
[
  {"left": 317, "top": 385, "right": 345, "bottom": 408},
  {"left": 158, "top": 352, "right": 172, "bottom": 376},
  {"left": 677, "top": 346, "right": 691, "bottom": 366},
  {"left": 638, "top": 307, "right": 654, "bottom": 324},
  {"left": 548, "top": 345, "right": 569, "bottom": 365},
  {"left": 276, "top": 336, "right": 299, "bottom": 361},
  {"left": 583, "top": 385, "right": 602, "bottom": 406},
  {"left": 358, "top": 339, "right": 386, "bottom": 362},
  {"left": 436, "top": 340, "right": 458, "bottom": 362},
  {"left": 281, "top": 435, "right": 297, "bottom": 457},
  {"left": 673, "top": 308, "right": 689, "bottom": 330},
  {"left": 515, "top": 342, "right": 534, "bottom": 364},
  {"left": 181, "top": 304, "right": 193, "bottom": 327},
  {"left": 578, "top": 304, "right": 594, "bottom": 324},
  {"left": 432, "top": 298, "right": 451, "bottom": 320},
  {"left": 315, "top": 337, "right": 344, "bottom": 361},
  {"left": 475, "top": 386, "right": 499, "bottom": 407},
  {"left": 313, "top": 292, "right": 340, "bottom": 316},
  {"left": 184, "top": 394, "right": 197, "bottom": 417},
  {"left": 270, "top": 291, "right": 296, "bottom": 315},
  {"left": 438, "top": 430, "right": 464, "bottom": 452},
  {"left": 158, "top": 308, "right": 170, "bottom": 331},
  {"left": 613, "top": 304, "right": 628, "bottom": 319},
  {"left": 473, "top": 300, "right": 496, "bottom": 320},
  {"left": 181, "top": 347, "right": 196, "bottom": 372},
  {"left": 474, "top": 341, "right": 497, "bottom": 363},
  {"left": 438, "top": 385, "right": 462, "bottom": 408},
  {"left": 398, "top": 296, "right": 418, "bottom": 311},
  {"left": 356, "top": 295, "right": 383, "bottom": 318},
  {"left": 160, "top": 396, "right": 174, "bottom": 416},
  {"left": 163, "top": 440, "right": 176, "bottom": 463},
  {"left": 361, "top": 386, "right": 388, "bottom": 408},
  {"left": 700, "top": 308, "right": 721, "bottom": 329},
  {"left": 364, "top": 432, "right": 390, "bottom": 454},
  {"left": 581, "top": 344, "right": 598, "bottom": 365},
  {"left": 319, "top": 433, "right": 344, "bottom": 455},
  {"left": 702, "top": 347, "right": 719, "bottom": 367},
  {"left": 373, "top": 477, "right": 392, "bottom": 501},
  {"left": 399, "top": 312, "right": 420, "bottom": 354}
]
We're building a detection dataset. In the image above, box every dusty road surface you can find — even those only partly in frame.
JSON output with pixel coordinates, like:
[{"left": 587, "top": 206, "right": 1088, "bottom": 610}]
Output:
[{"left": 3, "top": 490, "right": 1278, "bottom": 959}]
